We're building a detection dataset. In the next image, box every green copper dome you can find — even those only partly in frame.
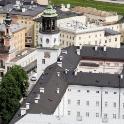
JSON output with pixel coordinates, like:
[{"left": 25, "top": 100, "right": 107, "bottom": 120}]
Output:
[{"left": 42, "top": 5, "right": 57, "bottom": 17}]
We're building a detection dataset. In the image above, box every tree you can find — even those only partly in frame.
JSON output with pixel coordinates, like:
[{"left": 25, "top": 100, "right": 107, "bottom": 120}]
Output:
[
  {"left": 0, "top": 65, "right": 29, "bottom": 124},
  {"left": 0, "top": 74, "right": 21, "bottom": 124},
  {"left": 6, "top": 65, "right": 29, "bottom": 97}
]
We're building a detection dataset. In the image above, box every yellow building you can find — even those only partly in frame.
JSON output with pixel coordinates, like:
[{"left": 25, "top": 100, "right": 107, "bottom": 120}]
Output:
[
  {"left": 0, "top": 1, "right": 45, "bottom": 47},
  {"left": 12, "top": 24, "right": 26, "bottom": 52}
]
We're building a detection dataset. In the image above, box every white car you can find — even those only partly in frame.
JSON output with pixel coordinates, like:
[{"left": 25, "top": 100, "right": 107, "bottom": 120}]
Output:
[{"left": 30, "top": 73, "right": 37, "bottom": 81}]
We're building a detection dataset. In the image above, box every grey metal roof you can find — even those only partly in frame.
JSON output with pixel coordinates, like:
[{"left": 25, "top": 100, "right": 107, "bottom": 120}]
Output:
[
  {"left": 105, "top": 28, "right": 120, "bottom": 36},
  {"left": 0, "top": 4, "right": 45, "bottom": 17},
  {"left": 10, "top": 45, "right": 124, "bottom": 124},
  {"left": 34, "top": 6, "right": 80, "bottom": 22},
  {"left": 80, "top": 46, "right": 124, "bottom": 62}
]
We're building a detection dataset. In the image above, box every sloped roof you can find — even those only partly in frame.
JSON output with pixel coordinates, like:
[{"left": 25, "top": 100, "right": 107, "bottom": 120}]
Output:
[{"left": 10, "top": 45, "right": 124, "bottom": 124}]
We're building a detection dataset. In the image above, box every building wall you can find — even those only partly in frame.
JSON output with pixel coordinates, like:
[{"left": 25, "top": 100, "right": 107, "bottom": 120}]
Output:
[
  {"left": 39, "top": 33, "right": 60, "bottom": 48},
  {"left": 34, "top": 21, "right": 40, "bottom": 47},
  {"left": 13, "top": 28, "right": 26, "bottom": 52},
  {"left": 5, "top": 49, "right": 37, "bottom": 74},
  {"left": 76, "top": 60, "right": 124, "bottom": 74},
  {"left": 55, "top": 85, "right": 124, "bottom": 123},
  {"left": 60, "top": 30, "right": 120, "bottom": 48},
  {"left": 37, "top": 49, "right": 60, "bottom": 78},
  {"left": 36, "top": 0, "right": 48, "bottom": 5},
  {"left": 17, "top": 85, "right": 124, "bottom": 124}
]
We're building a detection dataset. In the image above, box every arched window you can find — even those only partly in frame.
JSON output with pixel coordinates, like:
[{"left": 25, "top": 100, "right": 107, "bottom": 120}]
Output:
[{"left": 46, "top": 38, "right": 49, "bottom": 44}]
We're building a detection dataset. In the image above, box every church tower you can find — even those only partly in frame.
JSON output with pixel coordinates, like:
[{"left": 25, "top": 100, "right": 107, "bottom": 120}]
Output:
[
  {"left": 37, "top": 5, "right": 61, "bottom": 78},
  {"left": 0, "top": 13, "right": 16, "bottom": 62},
  {"left": 0, "top": 13, "right": 16, "bottom": 78},
  {"left": 39, "top": 5, "right": 60, "bottom": 48}
]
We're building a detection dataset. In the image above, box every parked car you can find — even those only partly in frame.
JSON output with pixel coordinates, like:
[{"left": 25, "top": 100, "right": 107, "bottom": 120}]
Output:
[{"left": 30, "top": 73, "right": 37, "bottom": 81}]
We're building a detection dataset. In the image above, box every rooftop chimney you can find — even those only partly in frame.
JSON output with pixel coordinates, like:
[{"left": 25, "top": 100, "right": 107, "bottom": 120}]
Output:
[
  {"left": 20, "top": 108, "right": 26, "bottom": 116},
  {"left": 34, "top": 94, "right": 40, "bottom": 103},
  {"left": 40, "top": 87, "right": 44, "bottom": 93},
  {"left": 65, "top": 69, "right": 69, "bottom": 74},
  {"left": 94, "top": 45, "right": 98, "bottom": 51},
  {"left": 57, "top": 88, "right": 60, "bottom": 94},
  {"left": 22, "top": 8, "right": 26, "bottom": 12},
  {"left": 120, "top": 74, "right": 123, "bottom": 79},
  {"left": 59, "top": 56, "right": 63, "bottom": 61},
  {"left": 62, "top": 50, "right": 67, "bottom": 54},
  {"left": 34, "top": 98, "right": 39, "bottom": 103},
  {"left": 57, "top": 61, "right": 62, "bottom": 67},
  {"left": 77, "top": 49, "right": 80, "bottom": 55},
  {"left": 103, "top": 45, "right": 107, "bottom": 52},
  {"left": 57, "top": 72, "right": 60, "bottom": 77},
  {"left": 26, "top": 103, "right": 30, "bottom": 109}
]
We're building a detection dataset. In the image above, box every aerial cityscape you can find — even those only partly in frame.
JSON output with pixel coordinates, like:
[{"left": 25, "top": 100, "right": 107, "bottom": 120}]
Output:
[{"left": 1, "top": 0, "right": 124, "bottom": 124}]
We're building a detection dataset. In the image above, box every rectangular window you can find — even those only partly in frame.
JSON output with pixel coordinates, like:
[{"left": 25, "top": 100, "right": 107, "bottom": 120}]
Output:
[
  {"left": 86, "top": 101, "right": 89, "bottom": 106},
  {"left": 86, "top": 112, "right": 89, "bottom": 117},
  {"left": 105, "top": 102, "right": 108, "bottom": 107},
  {"left": 42, "top": 59, "right": 45, "bottom": 64},
  {"left": 68, "top": 111, "right": 71, "bottom": 115},
  {"left": 104, "top": 113, "right": 107, "bottom": 119},
  {"left": 113, "top": 114, "right": 116, "bottom": 119},
  {"left": 123, "top": 103, "right": 124, "bottom": 108},
  {"left": 77, "top": 100, "right": 80, "bottom": 105},
  {"left": 105, "top": 91, "right": 108, "bottom": 94},
  {"left": 68, "top": 99, "right": 71, "bottom": 104},
  {"left": 113, "top": 102, "right": 116, "bottom": 108},
  {"left": 77, "top": 90, "right": 80, "bottom": 92},
  {"left": 96, "top": 113, "right": 99, "bottom": 117},
  {"left": 79, "top": 37, "right": 81, "bottom": 40},
  {"left": 96, "top": 101, "right": 99, "bottom": 107},
  {"left": 77, "top": 112, "right": 80, "bottom": 117},
  {"left": 96, "top": 91, "right": 99, "bottom": 93},
  {"left": 87, "top": 90, "right": 90, "bottom": 93},
  {"left": 122, "top": 115, "right": 124, "bottom": 119}
]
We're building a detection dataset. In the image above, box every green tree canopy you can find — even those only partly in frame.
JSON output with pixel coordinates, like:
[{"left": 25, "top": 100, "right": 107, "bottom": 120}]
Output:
[
  {"left": 0, "top": 65, "right": 29, "bottom": 124},
  {"left": 6, "top": 65, "right": 29, "bottom": 97}
]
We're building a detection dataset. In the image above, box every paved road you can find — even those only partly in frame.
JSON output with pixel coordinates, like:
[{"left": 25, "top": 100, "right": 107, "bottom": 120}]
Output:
[{"left": 27, "top": 72, "right": 37, "bottom": 94}]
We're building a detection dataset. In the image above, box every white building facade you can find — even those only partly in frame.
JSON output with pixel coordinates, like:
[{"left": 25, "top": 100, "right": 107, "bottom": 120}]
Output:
[{"left": 58, "top": 16, "right": 121, "bottom": 48}]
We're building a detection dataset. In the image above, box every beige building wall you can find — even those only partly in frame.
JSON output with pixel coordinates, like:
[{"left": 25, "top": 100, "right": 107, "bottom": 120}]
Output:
[
  {"left": 36, "top": 0, "right": 48, "bottom": 5},
  {"left": 13, "top": 28, "right": 26, "bottom": 52},
  {"left": 34, "top": 21, "right": 40, "bottom": 47},
  {"left": 60, "top": 29, "right": 121, "bottom": 48},
  {"left": 0, "top": 12, "right": 43, "bottom": 47}
]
